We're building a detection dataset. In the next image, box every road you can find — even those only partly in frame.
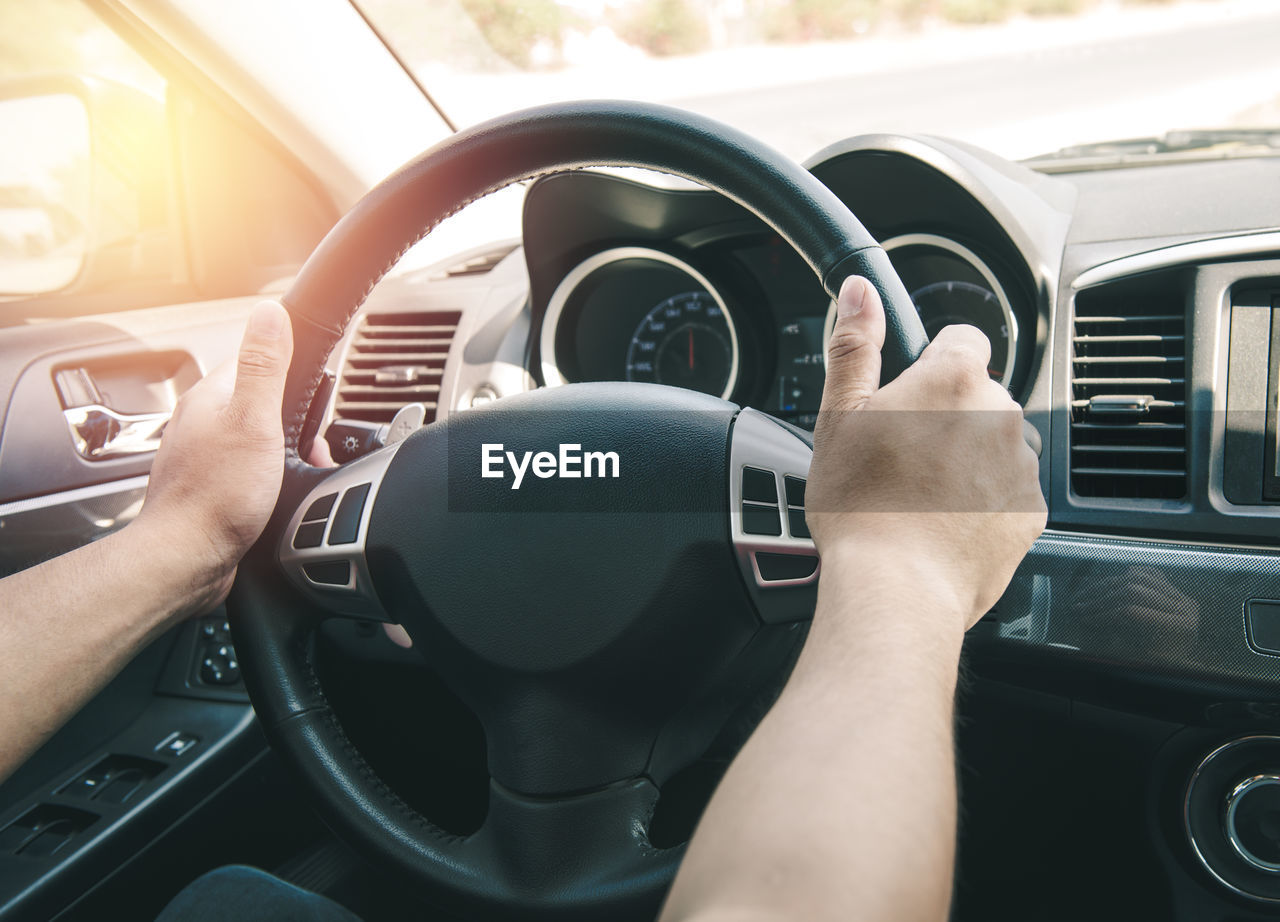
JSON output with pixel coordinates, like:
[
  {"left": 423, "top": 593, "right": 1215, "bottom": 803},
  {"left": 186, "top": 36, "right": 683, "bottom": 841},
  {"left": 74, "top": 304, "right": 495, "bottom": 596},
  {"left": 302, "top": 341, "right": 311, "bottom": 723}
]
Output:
[
  {"left": 413, "top": 1, "right": 1280, "bottom": 266},
  {"left": 671, "top": 5, "right": 1280, "bottom": 160}
]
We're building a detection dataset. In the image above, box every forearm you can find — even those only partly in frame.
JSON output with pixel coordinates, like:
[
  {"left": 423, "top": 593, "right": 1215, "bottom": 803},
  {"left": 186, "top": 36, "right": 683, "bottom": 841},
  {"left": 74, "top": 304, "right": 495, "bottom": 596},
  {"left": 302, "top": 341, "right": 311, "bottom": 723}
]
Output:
[
  {"left": 0, "top": 301, "right": 293, "bottom": 784},
  {"left": 0, "top": 521, "right": 216, "bottom": 782},
  {"left": 660, "top": 548, "right": 966, "bottom": 922}
]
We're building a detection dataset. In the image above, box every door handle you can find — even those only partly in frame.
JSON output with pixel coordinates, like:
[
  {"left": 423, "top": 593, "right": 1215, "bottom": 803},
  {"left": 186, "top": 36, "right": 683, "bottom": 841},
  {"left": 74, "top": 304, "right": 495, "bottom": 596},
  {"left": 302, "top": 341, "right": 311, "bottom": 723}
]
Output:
[{"left": 63, "top": 404, "right": 170, "bottom": 461}]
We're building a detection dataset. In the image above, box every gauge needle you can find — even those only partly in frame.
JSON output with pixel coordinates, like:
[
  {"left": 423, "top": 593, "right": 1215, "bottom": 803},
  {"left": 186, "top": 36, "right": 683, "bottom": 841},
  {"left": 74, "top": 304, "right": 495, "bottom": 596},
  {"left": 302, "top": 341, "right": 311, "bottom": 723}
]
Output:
[{"left": 688, "top": 326, "right": 694, "bottom": 371}]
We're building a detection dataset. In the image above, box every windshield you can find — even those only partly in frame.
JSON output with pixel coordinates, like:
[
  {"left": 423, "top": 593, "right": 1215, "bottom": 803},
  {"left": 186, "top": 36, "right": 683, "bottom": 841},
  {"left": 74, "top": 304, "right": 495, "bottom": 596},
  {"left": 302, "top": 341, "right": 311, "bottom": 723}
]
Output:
[{"left": 358, "top": 0, "right": 1280, "bottom": 165}]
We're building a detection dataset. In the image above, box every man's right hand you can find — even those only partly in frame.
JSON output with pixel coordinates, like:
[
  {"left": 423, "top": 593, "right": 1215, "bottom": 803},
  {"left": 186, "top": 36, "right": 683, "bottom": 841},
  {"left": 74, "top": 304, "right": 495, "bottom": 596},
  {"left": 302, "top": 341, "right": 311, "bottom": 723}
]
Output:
[
  {"left": 806, "top": 275, "right": 1046, "bottom": 631},
  {"left": 133, "top": 300, "right": 294, "bottom": 621}
]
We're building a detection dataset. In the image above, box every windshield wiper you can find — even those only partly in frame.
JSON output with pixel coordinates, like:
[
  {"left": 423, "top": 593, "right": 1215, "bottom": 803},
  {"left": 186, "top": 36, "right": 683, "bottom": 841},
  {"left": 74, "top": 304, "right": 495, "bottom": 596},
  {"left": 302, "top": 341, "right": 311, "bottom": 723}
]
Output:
[{"left": 1026, "top": 128, "right": 1280, "bottom": 171}]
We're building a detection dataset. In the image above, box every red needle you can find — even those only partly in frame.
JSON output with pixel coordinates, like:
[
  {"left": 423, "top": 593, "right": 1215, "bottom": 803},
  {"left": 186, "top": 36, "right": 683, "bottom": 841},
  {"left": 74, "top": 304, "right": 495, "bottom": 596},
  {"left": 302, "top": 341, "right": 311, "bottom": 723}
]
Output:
[{"left": 688, "top": 326, "right": 694, "bottom": 371}]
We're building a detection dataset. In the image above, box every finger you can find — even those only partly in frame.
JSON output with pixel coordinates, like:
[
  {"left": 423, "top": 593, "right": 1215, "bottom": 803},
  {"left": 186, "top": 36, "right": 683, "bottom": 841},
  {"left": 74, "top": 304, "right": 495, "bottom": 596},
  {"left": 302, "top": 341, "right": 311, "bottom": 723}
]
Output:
[
  {"left": 307, "top": 433, "right": 336, "bottom": 468},
  {"left": 1021, "top": 418, "right": 1043, "bottom": 458},
  {"left": 226, "top": 300, "right": 293, "bottom": 431},
  {"left": 820, "top": 275, "right": 886, "bottom": 414},
  {"left": 183, "top": 359, "right": 235, "bottom": 409},
  {"left": 383, "top": 623, "right": 414, "bottom": 648},
  {"left": 920, "top": 323, "right": 992, "bottom": 378}
]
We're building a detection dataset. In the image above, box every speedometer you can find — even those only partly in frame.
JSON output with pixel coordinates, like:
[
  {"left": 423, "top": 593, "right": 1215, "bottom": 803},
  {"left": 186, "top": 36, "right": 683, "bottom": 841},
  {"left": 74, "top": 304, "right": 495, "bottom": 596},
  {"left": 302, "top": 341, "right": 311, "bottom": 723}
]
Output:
[
  {"left": 625, "top": 291, "right": 738, "bottom": 398},
  {"left": 540, "top": 246, "right": 742, "bottom": 400}
]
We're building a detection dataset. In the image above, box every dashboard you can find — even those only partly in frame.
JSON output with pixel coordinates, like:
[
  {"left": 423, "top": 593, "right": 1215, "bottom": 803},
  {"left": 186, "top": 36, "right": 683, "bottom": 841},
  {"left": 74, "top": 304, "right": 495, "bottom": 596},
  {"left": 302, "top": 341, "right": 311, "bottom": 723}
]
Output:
[
  {"left": 6, "top": 127, "right": 1280, "bottom": 918},
  {"left": 510, "top": 140, "right": 1054, "bottom": 439}
]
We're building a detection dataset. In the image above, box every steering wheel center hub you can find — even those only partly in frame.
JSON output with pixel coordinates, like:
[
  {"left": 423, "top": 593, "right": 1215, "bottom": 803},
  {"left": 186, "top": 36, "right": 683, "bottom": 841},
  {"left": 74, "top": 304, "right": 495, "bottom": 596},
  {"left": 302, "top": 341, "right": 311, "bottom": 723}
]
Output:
[{"left": 366, "top": 383, "right": 757, "bottom": 793}]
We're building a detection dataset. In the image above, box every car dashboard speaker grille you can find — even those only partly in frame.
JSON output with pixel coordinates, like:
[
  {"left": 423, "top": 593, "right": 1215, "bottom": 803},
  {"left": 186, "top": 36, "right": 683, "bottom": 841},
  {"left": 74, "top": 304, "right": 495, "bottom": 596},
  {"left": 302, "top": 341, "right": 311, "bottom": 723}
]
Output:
[
  {"left": 1070, "top": 282, "right": 1188, "bottom": 500},
  {"left": 335, "top": 310, "right": 461, "bottom": 425}
]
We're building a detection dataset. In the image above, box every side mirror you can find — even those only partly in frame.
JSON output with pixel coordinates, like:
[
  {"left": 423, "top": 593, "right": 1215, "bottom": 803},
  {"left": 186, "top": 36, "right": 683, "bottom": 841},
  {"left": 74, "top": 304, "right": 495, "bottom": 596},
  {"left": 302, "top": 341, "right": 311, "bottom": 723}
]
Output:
[
  {"left": 0, "top": 93, "right": 90, "bottom": 296},
  {"left": 0, "top": 75, "right": 168, "bottom": 300}
]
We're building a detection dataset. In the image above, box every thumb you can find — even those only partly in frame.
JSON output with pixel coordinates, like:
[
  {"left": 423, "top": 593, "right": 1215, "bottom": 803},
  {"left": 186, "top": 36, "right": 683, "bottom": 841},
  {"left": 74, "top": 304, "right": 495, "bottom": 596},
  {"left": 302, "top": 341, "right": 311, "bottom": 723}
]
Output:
[
  {"left": 226, "top": 300, "right": 293, "bottom": 430},
  {"left": 820, "top": 276, "right": 886, "bottom": 414}
]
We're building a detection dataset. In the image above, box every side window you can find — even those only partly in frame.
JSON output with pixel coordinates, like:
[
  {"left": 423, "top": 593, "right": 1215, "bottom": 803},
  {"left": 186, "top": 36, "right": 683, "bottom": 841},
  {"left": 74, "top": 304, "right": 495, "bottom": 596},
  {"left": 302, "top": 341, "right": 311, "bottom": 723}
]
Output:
[
  {"left": 0, "top": 1, "right": 337, "bottom": 320},
  {"left": 0, "top": 1, "right": 180, "bottom": 308}
]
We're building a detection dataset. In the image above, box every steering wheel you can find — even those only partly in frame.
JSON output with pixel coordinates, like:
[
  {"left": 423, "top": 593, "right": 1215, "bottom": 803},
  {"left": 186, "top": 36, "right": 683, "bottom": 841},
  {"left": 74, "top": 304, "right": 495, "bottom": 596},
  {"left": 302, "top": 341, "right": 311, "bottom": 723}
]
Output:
[{"left": 228, "top": 101, "right": 928, "bottom": 921}]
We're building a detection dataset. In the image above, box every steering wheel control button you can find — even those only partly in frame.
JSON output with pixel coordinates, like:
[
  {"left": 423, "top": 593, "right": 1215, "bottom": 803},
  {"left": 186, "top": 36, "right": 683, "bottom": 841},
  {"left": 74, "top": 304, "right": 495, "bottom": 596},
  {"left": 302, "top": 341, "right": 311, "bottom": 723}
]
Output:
[
  {"left": 303, "top": 492, "right": 338, "bottom": 523},
  {"left": 279, "top": 443, "right": 402, "bottom": 620},
  {"left": 292, "top": 521, "right": 326, "bottom": 549},
  {"left": 787, "top": 508, "right": 811, "bottom": 539},
  {"left": 742, "top": 501, "right": 783, "bottom": 536},
  {"left": 729, "top": 409, "right": 819, "bottom": 621},
  {"left": 754, "top": 552, "right": 819, "bottom": 582},
  {"left": 1226, "top": 775, "right": 1280, "bottom": 872},
  {"left": 303, "top": 560, "right": 352, "bottom": 587},
  {"left": 741, "top": 467, "right": 778, "bottom": 504},
  {"left": 328, "top": 483, "right": 372, "bottom": 545},
  {"left": 783, "top": 476, "right": 809, "bottom": 537}
]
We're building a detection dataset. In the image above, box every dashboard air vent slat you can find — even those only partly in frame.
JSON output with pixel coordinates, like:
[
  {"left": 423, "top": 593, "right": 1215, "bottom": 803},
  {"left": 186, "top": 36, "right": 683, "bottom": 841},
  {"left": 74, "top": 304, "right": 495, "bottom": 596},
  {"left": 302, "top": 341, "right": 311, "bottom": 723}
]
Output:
[
  {"left": 336, "top": 310, "right": 461, "bottom": 425},
  {"left": 1070, "top": 284, "right": 1188, "bottom": 500}
]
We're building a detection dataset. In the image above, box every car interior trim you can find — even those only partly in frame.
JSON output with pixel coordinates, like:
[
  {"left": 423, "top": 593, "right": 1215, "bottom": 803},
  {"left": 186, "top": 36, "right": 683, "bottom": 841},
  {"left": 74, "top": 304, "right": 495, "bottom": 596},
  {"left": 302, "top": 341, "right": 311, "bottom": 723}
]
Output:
[
  {"left": 0, "top": 475, "right": 150, "bottom": 520},
  {"left": 1184, "top": 735, "right": 1280, "bottom": 903},
  {"left": 63, "top": 405, "right": 171, "bottom": 461},
  {"left": 1072, "top": 230, "right": 1280, "bottom": 290},
  {"left": 1224, "top": 773, "right": 1280, "bottom": 873},
  {"left": 727, "top": 408, "right": 818, "bottom": 623}
]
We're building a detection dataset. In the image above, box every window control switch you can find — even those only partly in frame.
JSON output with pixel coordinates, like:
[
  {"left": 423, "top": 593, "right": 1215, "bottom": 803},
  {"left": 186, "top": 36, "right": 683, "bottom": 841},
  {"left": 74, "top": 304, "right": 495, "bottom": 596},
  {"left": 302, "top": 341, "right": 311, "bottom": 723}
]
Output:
[{"left": 0, "top": 805, "right": 97, "bottom": 857}]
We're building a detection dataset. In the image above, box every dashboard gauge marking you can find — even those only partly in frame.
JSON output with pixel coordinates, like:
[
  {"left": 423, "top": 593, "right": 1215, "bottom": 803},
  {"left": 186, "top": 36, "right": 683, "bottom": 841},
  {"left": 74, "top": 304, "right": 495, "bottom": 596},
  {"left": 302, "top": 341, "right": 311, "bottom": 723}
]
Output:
[{"left": 626, "top": 291, "right": 736, "bottom": 397}]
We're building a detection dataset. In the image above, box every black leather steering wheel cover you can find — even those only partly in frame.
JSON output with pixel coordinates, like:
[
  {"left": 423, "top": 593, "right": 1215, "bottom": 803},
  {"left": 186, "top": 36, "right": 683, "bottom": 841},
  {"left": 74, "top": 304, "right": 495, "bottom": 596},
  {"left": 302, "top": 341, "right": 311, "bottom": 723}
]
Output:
[{"left": 231, "top": 100, "right": 928, "bottom": 919}]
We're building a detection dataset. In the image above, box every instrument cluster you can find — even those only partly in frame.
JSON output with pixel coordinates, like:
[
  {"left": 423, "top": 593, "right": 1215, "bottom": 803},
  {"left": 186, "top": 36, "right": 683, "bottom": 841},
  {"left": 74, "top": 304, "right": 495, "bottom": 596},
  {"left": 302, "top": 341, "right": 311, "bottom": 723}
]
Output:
[{"left": 539, "top": 232, "right": 1025, "bottom": 428}]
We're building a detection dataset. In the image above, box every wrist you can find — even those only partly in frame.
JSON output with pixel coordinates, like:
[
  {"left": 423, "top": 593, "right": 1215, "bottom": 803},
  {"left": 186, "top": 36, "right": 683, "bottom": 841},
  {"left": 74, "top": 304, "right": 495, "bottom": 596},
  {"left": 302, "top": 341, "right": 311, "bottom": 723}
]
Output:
[
  {"left": 118, "top": 514, "right": 234, "bottom": 625},
  {"left": 784, "top": 542, "right": 966, "bottom": 706},
  {"left": 812, "top": 538, "right": 969, "bottom": 649}
]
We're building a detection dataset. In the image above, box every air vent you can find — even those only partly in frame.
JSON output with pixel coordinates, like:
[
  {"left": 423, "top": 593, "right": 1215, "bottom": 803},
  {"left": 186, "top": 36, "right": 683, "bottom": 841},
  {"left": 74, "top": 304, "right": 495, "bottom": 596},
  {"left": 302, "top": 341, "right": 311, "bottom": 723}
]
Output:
[
  {"left": 1070, "top": 282, "right": 1187, "bottom": 500},
  {"left": 335, "top": 310, "right": 461, "bottom": 424}
]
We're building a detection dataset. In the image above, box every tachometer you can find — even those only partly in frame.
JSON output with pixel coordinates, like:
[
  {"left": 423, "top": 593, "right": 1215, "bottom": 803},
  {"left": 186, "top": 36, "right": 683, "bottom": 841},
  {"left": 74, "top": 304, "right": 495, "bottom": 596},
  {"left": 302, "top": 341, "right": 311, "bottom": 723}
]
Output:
[
  {"left": 625, "top": 291, "right": 738, "bottom": 397},
  {"left": 907, "top": 279, "right": 1011, "bottom": 380},
  {"left": 823, "top": 233, "right": 1019, "bottom": 386}
]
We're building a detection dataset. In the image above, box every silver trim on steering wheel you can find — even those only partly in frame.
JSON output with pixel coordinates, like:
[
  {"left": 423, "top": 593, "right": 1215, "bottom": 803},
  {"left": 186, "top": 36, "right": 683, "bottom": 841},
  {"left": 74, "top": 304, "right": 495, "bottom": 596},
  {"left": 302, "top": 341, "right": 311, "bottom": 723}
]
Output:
[
  {"left": 823, "top": 233, "right": 1019, "bottom": 386},
  {"left": 539, "top": 246, "right": 741, "bottom": 400},
  {"left": 729, "top": 408, "right": 819, "bottom": 624},
  {"left": 277, "top": 443, "right": 403, "bottom": 620}
]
